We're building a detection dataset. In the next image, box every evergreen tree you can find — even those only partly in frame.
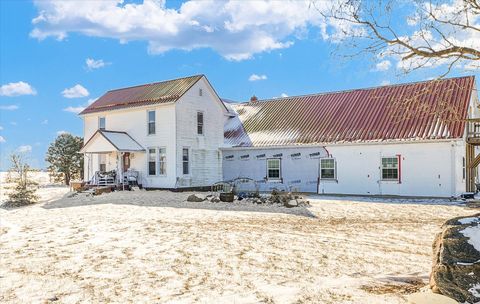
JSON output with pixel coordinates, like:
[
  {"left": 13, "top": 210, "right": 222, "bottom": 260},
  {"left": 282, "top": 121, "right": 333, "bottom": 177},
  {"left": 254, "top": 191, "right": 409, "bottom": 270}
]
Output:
[{"left": 45, "top": 133, "right": 83, "bottom": 185}]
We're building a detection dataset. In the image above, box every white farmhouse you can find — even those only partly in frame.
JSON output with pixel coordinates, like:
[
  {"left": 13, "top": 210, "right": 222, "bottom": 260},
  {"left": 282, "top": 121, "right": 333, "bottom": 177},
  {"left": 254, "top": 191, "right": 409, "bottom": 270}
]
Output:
[
  {"left": 80, "top": 75, "right": 228, "bottom": 189},
  {"left": 80, "top": 74, "right": 480, "bottom": 197}
]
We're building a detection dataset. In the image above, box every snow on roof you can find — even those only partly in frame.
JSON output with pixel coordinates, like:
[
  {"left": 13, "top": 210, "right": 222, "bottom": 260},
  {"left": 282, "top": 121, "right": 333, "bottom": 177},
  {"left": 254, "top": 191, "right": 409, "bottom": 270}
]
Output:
[
  {"left": 101, "top": 130, "right": 145, "bottom": 152},
  {"left": 81, "top": 130, "right": 145, "bottom": 153}
]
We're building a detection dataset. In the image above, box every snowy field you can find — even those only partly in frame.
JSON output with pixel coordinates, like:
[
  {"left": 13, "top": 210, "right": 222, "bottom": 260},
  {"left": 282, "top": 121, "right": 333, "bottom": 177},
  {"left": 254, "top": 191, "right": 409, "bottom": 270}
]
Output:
[{"left": 0, "top": 189, "right": 476, "bottom": 303}]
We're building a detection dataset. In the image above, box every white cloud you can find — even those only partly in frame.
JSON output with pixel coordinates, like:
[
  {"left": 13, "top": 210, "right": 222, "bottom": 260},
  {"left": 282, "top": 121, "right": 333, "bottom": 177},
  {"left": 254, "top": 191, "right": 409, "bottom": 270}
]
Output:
[
  {"left": 375, "top": 60, "right": 391, "bottom": 71},
  {"left": 0, "top": 81, "right": 36, "bottom": 96},
  {"left": 30, "top": 0, "right": 347, "bottom": 61},
  {"left": 380, "top": 80, "right": 391, "bottom": 86},
  {"left": 0, "top": 125, "right": 3, "bottom": 130},
  {"left": 63, "top": 97, "right": 98, "bottom": 114},
  {"left": 86, "top": 58, "right": 109, "bottom": 70},
  {"left": 41, "top": 119, "right": 48, "bottom": 125},
  {"left": 63, "top": 106, "right": 86, "bottom": 114},
  {"left": 62, "top": 84, "right": 89, "bottom": 98},
  {"left": 0, "top": 136, "right": 5, "bottom": 143},
  {"left": 248, "top": 74, "right": 268, "bottom": 81},
  {"left": 17, "top": 145, "right": 32, "bottom": 153},
  {"left": 0, "top": 105, "right": 19, "bottom": 111},
  {"left": 56, "top": 130, "right": 69, "bottom": 136},
  {"left": 280, "top": 93, "right": 288, "bottom": 97}
]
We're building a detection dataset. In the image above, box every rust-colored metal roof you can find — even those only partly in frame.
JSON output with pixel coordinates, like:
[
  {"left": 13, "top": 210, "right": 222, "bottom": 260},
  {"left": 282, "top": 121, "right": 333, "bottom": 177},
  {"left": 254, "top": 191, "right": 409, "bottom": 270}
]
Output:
[
  {"left": 224, "top": 76, "right": 476, "bottom": 147},
  {"left": 80, "top": 75, "right": 203, "bottom": 115}
]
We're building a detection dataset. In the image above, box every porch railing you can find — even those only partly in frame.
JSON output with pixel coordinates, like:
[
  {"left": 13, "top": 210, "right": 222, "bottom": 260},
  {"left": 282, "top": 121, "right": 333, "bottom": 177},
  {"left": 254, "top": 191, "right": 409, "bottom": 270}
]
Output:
[{"left": 466, "top": 118, "right": 480, "bottom": 139}]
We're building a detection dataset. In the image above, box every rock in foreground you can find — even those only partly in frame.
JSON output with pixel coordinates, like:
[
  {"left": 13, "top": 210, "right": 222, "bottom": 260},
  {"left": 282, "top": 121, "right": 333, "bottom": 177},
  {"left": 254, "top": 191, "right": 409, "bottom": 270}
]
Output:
[
  {"left": 430, "top": 214, "right": 480, "bottom": 303},
  {"left": 186, "top": 194, "right": 206, "bottom": 202}
]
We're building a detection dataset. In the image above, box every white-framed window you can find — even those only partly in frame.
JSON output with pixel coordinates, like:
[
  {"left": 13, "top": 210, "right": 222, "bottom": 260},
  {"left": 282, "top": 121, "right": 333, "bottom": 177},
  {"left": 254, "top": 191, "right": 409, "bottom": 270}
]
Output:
[
  {"left": 381, "top": 157, "right": 399, "bottom": 180},
  {"left": 463, "top": 157, "right": 466, "bottom": 180},
  {"left": 267, "top": 158, "right": 281, "bottom": 180},
  {"left": 197, "top": 111, "right": 204, "bottom": 135},
  {"left": 147, "top": 110, "right": 156, "bottom": 135},
  {"left": 148, "top": 148, "right": 156, "bottom": 176},
  {"left": 182, "top": 148, "right": 189, "bottom": 175},
  {"left": 159, "top": 147, "right": 167, "bottom": 175},
  {"left": 99, "top": 154, "right": 107, "bottom": 172},
  {"left": 320, "top": 158, "right": 336, "bottom": 179},
  {"left": 98, "top": 117, "right": 106, "bottom": 130}
]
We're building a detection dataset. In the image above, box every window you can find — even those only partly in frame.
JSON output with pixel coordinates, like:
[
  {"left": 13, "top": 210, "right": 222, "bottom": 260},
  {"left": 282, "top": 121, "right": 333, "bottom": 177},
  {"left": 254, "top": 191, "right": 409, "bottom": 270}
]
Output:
[
  {"left": 99, "top": 154, "right": 107, "bottom": 172},
  {"left": 197, "top": 112, "right": 204, "bottom": 135},
  {"left": 182, "top": 148, "right": 189, "bottom": 175},
  {"left": 159, "top": 148, "right": 167, "bottom": 175},
  {"left": 267, "top": 158, "right": 281, "bottom": 180},
  {"left": 381, "top": 157, "right": 399, "bottom": 180},
  {"left": 148, "top": 110, "right": 156, "bottom": 135},
  {"left": 320, "top": 158, "right": 336, "bottom": 179},
  {"left": 199, "top": 88, "right": 203, "bottom": 96},
  {"left": 463, "top": 157, "right": 466, "bottom": 180},
  {"left": 148, "top": 148, "right": 156, "bottom": 175},
  {"left": 99, "top": 117, "right": 106, "bottom": 130}
]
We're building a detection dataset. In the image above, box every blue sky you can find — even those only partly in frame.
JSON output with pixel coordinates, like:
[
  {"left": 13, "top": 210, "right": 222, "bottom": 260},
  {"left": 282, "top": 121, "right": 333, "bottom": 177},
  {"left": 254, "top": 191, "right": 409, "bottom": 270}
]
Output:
[{"left": 0, "top": 0, "right": 478, "bottom": 170}]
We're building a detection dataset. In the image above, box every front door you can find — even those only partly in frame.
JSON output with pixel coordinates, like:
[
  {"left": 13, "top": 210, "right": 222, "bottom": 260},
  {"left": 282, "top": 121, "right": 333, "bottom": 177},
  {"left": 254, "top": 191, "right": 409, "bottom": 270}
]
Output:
[{"left": 123, "top": 153, "right": 130, "bottom": 172}]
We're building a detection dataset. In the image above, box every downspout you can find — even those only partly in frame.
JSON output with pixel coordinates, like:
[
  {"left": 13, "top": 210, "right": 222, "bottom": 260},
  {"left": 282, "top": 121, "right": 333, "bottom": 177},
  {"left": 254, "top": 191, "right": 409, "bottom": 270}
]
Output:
[
  {"left": 450, "top": 141, "right": 456, "bottom": 196},
  {"left": 396, "top": 154, "right": 402, "bottom": 184}
]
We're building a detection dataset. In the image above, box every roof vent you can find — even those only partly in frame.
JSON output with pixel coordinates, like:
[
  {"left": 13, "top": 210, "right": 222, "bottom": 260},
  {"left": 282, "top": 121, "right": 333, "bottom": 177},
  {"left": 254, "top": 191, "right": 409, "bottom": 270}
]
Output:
[{"left": 250, "top": 95, "right": 258, "bottom": 102}]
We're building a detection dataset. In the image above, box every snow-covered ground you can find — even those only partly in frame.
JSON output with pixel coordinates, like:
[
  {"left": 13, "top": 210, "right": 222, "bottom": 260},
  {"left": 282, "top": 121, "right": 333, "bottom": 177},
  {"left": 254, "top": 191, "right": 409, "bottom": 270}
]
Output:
[{"left": 0, "top": 190, "right": 476, "bottom": 303}]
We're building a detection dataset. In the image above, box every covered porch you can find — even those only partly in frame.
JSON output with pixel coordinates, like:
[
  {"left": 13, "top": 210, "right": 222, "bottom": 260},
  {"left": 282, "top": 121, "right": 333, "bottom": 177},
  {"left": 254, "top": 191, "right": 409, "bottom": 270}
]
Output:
[{"left": 80, "top": 130, "right": 145, "bottom": 188}]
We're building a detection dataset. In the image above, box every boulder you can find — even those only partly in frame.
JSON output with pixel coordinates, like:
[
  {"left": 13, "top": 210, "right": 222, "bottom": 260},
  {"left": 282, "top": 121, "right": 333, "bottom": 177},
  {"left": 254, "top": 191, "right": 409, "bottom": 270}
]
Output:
[
  {"left": 430, "top": 214, "right": 480, "bottom": 304},
  {"left": 186, "top": 194, "right": 206, "bottom": 202},
  {"left": 219, "top": 192, "right": 234, "bottom": 202},
  {"left": 210, "top": 197, "right": 221, "bottom": 203},
  {"left": 285, "top": 199, "right": 298, "bottom": 208},
  {"left": 94, "top": 187, "right": 111, "bottom": 196}
]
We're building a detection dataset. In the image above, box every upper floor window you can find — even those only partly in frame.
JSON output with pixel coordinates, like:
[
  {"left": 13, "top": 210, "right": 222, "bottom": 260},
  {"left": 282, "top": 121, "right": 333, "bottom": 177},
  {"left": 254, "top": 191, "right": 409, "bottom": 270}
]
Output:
[
  {"left": 320, "top": 158, "right": 336, "bottom": 179},
  {"left": 199, "top": 88, "right": 203, "bottom": 96},
  {"left": 267, "top": 158, "right": 281, "bottom": 180},
  {"left": 98, "top": 117, "right": 106, "bottom": 130},
  {"left": 381, "top": 157, "right": 399, "bottom": 180},
  {"left": 197, "top": 111, "right": 204, "bottom": 135},
  {"left": 148, "top": 110, "right": 156, "bottom": 135}
]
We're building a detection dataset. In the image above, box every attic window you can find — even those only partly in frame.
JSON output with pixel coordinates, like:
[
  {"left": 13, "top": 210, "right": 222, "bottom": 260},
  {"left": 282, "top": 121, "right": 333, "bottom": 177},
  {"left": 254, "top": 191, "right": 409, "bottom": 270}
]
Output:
[{"left": 199, "top": 88, "right": 203, "bottom": 96}]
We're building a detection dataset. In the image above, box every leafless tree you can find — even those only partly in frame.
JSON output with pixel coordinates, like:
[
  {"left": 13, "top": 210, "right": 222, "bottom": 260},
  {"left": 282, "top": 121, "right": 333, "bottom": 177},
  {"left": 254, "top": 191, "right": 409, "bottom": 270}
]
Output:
[{"left": 314, "top": 0, "right": 480, "bottom": 76}]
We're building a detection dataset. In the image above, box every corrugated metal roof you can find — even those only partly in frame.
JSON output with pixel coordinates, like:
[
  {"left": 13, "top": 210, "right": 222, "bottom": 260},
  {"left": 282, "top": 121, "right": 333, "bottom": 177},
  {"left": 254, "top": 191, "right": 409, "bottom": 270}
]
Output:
[
  {"left": 224, "top": 76, "right": 476, "bottom": 147},
  {"left": 80, "top": 75, "right": 204, "bottom": 115}
]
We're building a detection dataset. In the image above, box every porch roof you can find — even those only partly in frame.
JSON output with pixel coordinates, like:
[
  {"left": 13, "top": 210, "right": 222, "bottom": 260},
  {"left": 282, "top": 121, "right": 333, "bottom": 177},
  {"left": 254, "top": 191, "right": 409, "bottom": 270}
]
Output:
[{"left": 80, "top": 130, "right": 145, "bottom": 153}]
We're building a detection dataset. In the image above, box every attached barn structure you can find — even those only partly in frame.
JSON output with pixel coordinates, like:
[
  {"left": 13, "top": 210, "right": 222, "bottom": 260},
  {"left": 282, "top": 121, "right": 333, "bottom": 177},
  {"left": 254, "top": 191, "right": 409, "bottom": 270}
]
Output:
[{"left": 223, "top": 76, "right": 479, "bottom": 197}]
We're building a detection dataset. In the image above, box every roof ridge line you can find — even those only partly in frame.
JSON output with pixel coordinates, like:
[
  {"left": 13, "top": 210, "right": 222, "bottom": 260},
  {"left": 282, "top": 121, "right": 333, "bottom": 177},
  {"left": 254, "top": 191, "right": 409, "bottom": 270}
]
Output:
[
  {"left": 106, "top": 74, "right": 204, "bottom": 92},
  {"left": 238, "top": 75, "right": 475, "bottom": 105}
]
